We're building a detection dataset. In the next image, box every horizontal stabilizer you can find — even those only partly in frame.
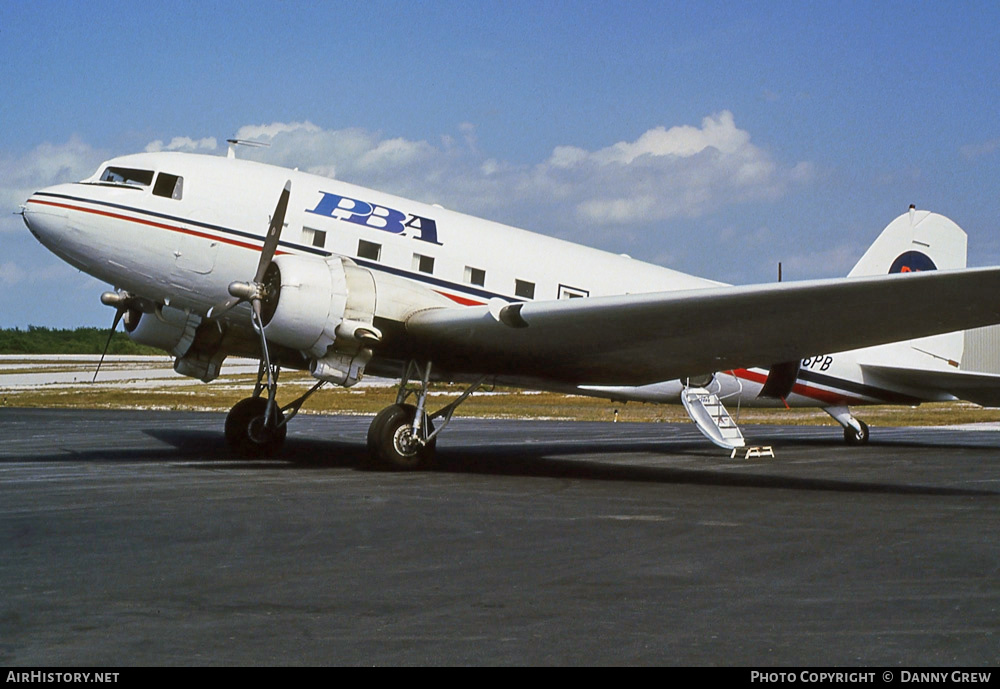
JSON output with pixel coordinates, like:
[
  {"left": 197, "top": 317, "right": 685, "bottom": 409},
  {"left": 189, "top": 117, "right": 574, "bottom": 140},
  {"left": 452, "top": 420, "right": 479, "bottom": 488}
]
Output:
[{"left": 862, "top": 364, "right": 1000, "bottom": 408}]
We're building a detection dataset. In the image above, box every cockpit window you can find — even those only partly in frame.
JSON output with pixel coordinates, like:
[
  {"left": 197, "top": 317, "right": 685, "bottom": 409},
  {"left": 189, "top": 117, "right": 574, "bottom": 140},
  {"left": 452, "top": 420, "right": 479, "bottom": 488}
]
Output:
[
  {"left": 153, "top": 173, "right": 183, "bottom": 200},
  {"left": 98, "top": 167, "right": 154, "bottom": 188}
]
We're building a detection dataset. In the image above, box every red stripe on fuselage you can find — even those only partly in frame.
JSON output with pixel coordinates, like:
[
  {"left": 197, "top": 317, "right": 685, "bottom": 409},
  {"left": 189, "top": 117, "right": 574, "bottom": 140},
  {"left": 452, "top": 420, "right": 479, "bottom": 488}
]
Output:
[
  {"left": 27, "top": 198, "right": 279, "bottom": 254},
  {"left": 436, "top": 291, "right": 485, "bottom": 306},
  {"left": 730, "top": 367, "right": 866, "bottom": 405},
  {"left": 30, "top": 197, "right": 494, "bottom": 306}
]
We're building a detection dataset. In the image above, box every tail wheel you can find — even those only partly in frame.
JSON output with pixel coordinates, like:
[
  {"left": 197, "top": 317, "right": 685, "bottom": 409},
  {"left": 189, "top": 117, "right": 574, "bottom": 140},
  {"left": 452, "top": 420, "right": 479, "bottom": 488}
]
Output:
[
  {"left": 226, "top": 396, "right": 287, "bottom": 457},
  {"left": 367, "top": 403, "right": 436, "bottom": 470},
  {"left": 843, "top": 419, "right": 870, "bottom": 445}
]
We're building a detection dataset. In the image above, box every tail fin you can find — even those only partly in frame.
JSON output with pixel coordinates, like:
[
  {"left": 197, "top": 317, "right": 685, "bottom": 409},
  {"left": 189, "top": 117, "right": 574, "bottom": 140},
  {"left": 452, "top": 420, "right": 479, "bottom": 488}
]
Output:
[
  {"left": 850, "top": 207, "right": 968, "bottom": 370},
  {"left": 848, "top": 206, "right": 967, "bottom": 277}
]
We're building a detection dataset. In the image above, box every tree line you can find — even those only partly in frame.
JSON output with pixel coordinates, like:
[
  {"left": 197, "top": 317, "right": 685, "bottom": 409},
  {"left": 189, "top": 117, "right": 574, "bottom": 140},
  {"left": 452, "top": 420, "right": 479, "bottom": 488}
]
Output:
[{"left": 0, "top": 326, "right": 162, "bottom": 355}]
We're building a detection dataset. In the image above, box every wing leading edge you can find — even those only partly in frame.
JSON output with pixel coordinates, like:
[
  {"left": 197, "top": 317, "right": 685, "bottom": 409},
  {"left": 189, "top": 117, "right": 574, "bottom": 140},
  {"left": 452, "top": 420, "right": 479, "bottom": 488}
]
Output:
[{"left": 402, "top": 267, "right": 1000, "bottom": 386}]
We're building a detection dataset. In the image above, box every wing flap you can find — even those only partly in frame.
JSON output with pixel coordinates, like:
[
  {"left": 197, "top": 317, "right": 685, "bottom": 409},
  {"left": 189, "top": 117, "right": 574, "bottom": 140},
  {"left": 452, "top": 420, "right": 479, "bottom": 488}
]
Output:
[{"left": 402, "top": 267, "right": 1000, "bottom": 385}]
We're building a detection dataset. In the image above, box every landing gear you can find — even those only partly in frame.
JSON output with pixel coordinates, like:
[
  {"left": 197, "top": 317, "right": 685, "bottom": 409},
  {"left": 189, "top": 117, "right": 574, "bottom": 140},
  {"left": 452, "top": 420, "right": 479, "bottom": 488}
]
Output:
[
  {"left": 824, "top": 405, "right": 870, "bottom": 445},
  {"left": 366, "top": 403, "right": 436, "bottom": 470},
  {"left": 366, "top": 361, "right": 483, "bottom": 470},
  {"left": 224, "top": 359, "right": 327, "bottom": 458},
  {"left": 225, "top": 396, "right": 287, "bottom": 456},
  {"left": 843, "top": 419, "right": 870, "bottom": 445}
]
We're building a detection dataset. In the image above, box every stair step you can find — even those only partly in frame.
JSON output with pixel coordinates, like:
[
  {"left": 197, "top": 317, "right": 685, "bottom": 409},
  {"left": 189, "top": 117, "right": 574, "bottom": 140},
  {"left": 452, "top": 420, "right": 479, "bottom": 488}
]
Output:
[{"left": 680, "top": 386, "right": 746, "bottom": 450}]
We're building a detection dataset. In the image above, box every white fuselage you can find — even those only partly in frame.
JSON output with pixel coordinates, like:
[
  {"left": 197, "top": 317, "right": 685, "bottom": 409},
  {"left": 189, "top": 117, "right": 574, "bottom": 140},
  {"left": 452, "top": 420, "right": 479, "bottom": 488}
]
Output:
[{"left": 25, "top": 152, "right": 716, "bottom": 310}]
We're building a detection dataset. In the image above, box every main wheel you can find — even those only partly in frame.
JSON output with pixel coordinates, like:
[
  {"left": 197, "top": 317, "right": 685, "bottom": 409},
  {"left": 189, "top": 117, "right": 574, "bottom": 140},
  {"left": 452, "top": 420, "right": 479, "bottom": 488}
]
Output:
[
  {"left": 367, "top": 403, "right": 436, "bottom": 470},
  {"left": 843, "top": 419, "right": 870, "bottom": 445},
  {"left": 225, "top": 396, "right": 287, "bottom": 457}
]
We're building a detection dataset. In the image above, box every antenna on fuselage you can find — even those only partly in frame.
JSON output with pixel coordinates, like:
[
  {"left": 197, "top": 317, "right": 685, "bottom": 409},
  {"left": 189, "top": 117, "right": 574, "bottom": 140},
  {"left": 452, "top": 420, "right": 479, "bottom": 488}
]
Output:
[{"left": 226, "top": 139, "right": 270, "bottom": 159}]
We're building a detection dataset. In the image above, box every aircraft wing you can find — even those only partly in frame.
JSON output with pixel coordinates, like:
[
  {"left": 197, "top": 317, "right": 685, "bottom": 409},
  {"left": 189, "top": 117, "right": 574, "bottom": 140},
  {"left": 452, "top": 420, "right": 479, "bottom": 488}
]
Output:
[
  {"left": 402, "top": 267, "right": 1000, "bottom": 386},
  {"left": 861, "top": 364, "right": 1000, "bottom": 408}
]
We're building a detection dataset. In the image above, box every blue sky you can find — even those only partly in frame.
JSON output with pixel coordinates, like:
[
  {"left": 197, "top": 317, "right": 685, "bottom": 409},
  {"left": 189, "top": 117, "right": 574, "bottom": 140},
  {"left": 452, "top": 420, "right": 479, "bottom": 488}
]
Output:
[{"left": 2, "top": 1, "right": 999, "bottom": 328}]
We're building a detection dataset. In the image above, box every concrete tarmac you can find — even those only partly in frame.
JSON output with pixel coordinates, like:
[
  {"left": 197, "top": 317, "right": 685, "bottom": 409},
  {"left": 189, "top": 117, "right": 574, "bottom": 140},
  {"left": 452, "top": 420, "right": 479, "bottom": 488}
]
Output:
[{"left": 1, "top": 408, "right": 998, "bottom": 666}]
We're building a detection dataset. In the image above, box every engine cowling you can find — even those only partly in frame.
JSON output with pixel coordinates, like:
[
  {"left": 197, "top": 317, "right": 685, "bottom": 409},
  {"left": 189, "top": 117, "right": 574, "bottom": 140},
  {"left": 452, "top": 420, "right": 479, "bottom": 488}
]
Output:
[
  {"left": 128, "top": 304, "right": 199, "bottom": 358},
  {"left": 126, "top": 305, "right": 226, "bottom": 382},
  {"left": 262, "top": 255, "right": 380, "bottom": 386},
  {"left": 263, "top": 255, "right": 350, "bottom": 357}
]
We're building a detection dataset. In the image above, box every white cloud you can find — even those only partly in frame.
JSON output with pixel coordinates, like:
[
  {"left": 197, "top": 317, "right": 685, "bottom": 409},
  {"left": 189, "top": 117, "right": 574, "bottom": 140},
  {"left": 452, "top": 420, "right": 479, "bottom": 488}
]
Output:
[
  {"left": 586, "top": 111, "right": 750, "bottom": 164},
  {"left": 234, "top": 121, "right": 322, "bottom": 141},
  {"left": 145, "top": 136, "right": 217, "bottom": 153},
  {"left": 231, "top": 113, "right": 810, "bottom": 239},
  {"left": 960, "top": 138, "right": 1000, "bottom": 161},
  {"left": 0, "top": 261, "right": 26, "bottom": 286},
  {"left": 0, "top": 138, "right": 108, "bottom": 232}
]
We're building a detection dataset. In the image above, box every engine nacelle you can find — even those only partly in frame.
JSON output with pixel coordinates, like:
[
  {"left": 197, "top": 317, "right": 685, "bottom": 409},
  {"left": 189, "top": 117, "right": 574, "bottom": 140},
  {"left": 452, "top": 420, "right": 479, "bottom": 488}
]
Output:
[
  {"left": 263, "top": 255, "right": 380, "bottom": 386},
  {"left": 128, "top": 305, "right": 200, "bottom": 358},
  {"left": 264, "top": 254, "right": 380, "bottom": 355},
  {"left": 127, "top": 306, "right": 225, "bottom": 382}
]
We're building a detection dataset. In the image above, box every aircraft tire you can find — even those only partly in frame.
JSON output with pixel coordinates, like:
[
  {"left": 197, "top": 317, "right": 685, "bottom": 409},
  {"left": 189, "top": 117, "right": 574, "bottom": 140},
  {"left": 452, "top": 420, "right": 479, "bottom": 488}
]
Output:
[
  {"left": 367, "top": 403, "right": 436, "bottom": 470},
  {"left": 843, "top": 419, "right": 870, "bottom": 445},
  {"left": 225, "top": 396, "right": 287, "bottom": 457}
]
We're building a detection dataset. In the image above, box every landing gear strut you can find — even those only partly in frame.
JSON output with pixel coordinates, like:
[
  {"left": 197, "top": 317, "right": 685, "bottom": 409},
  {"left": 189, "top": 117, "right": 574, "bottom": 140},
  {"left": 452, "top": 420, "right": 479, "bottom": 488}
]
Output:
[
  {"left": 225, "top": 359, "right": 327, "bottom": 457},
  {"left": 824, "top": 405, "right": 870, "bottom": 445},
  {"left": 366, "top": 361, "right": 484, "bottom": 470}
]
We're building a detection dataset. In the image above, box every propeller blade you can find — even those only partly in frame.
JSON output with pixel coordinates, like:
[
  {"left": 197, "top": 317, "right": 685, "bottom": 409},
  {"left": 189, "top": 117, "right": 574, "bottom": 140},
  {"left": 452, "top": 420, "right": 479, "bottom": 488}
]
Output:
[
  {"left": 253, "top": 180, "right": 292, "bottom": 284},
  {"left": 207, "top": 295, "right": 241, "bottom": 320},
  {"left": 94, "top": 307, "right": 125, "bottom": 382},
  {"left": 208, "top": 181, "right": 291, "bottom": 320}
]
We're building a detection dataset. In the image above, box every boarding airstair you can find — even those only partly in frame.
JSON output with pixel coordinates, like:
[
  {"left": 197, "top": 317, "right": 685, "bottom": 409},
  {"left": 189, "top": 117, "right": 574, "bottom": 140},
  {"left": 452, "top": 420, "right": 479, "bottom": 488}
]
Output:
[{"left": 680, "top": 383, "right": 746, "bottom": 450}]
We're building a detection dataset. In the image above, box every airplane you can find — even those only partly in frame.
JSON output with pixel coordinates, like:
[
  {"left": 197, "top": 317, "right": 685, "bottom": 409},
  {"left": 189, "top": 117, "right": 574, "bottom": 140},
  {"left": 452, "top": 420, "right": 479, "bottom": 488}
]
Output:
[{"left": 19, "top": 146, "right": 1000, "bottom": 468}]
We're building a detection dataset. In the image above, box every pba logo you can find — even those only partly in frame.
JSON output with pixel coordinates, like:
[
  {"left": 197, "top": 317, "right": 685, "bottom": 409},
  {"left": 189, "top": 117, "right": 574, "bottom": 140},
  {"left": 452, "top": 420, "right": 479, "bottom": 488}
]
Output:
[
  {"left": 307, "top": 191, "right": 441, "bottom": 245},
  {"left": 889, "top": 251, "right": 936, "bottom": 274}
]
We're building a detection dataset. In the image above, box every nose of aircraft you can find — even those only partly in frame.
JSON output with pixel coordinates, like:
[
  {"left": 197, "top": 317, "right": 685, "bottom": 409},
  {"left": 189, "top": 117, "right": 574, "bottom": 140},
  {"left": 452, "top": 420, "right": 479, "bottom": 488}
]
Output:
[{"left": 22, "top": 186, "right": 71, "bottom": 251}]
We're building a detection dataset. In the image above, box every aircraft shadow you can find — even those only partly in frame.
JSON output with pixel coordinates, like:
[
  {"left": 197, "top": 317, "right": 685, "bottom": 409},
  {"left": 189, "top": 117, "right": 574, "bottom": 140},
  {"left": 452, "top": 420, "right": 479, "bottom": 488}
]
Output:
[
  {"left": 140, "top": 427, "right": 998, "bottom": 498},
  {"left": 2, "top": 421, "right": 995, "bottom": 497}
]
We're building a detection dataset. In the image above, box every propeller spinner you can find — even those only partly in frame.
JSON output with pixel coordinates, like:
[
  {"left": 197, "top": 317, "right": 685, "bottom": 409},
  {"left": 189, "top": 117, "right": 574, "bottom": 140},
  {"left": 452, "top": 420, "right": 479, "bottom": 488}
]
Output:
[{"left": 208, "top": 180, "right": 292, "bottom": 321}]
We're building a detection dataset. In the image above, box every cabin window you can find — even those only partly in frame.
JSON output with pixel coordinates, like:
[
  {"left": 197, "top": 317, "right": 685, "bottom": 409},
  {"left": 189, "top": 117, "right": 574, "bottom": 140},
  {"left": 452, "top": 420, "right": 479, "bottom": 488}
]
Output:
[
  {"left": 464, "top": 266, "right": 486, "bottom": 287},
  {"left": 302, "top": 227, "right": 327, "bottom": 248},
  {"left": 152, "top": 173, "right": 183, "bottom": 200},
  {"left": 412, "top": 253, "right": 434, "bottom": 274},
  {"left": 98, "top": 167, "right": 154, "bottom": 188},
  {"left": 358, "top": 239, "right": 381, "bottom": 261},
  {"left": 558, "top": 284, "right": 589, "bottom": 299},
  {"left": 514, "top": 279, "right": 535, "bottom": 299}
]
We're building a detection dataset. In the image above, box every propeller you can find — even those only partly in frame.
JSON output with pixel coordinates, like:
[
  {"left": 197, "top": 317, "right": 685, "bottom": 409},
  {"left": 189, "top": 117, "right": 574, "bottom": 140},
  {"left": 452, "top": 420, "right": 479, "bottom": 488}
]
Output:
[
  {"left": 208, "top": 180, "right": 291, "bottom": 322},
  {"left": 207, "top": 181, "right": 293, "bottom": 433},
  {"left": 94, "top": 290, "right": 141, "bottom": 382}
]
